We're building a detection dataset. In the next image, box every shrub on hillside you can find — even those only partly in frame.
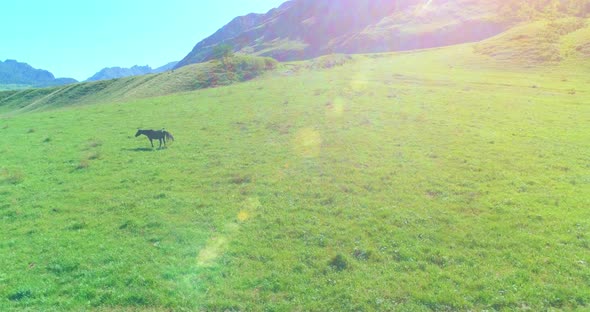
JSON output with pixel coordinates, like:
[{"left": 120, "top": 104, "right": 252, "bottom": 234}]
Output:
[
  {"left": 195, "top": 56, "right": 278, "bottom": 88},
  {"left": 307, "top": 54, "right": 353, "bottom": 70},
  {"left": 212, "top": 44, "right": 235, "bottom": 60}
]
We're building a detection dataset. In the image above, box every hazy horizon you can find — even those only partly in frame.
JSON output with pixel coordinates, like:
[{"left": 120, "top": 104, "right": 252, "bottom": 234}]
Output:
[{"left": 1, "top": 0, "right": 286, "bottom": 81}]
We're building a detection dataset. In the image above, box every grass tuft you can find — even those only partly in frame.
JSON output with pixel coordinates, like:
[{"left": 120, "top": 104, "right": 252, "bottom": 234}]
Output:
[
  {"left": 8, "top": 289, "right": 33, "bottom": 301},
  {"left": 1, "top": 168, "right": 24, "bottom": 184},
  {"left": 229, "top": 174, "right": 252, "bottom": 184},
  {"left": 76, "top": 159, "right": 90, "bottom": 170},
  {"left": 329, "top": 254, "right": 349, "bottom": 271},
  {"left": 66, "top": 221, "right": 87, "bottom": 231}
]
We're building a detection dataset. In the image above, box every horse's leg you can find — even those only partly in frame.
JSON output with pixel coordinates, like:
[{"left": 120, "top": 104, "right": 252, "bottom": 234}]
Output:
[
  {"left": 149, "top": 138, "right": 154, "bottom": 148},
  {"left": 159, "top": 138, "right": 163, "bottom": 149}
]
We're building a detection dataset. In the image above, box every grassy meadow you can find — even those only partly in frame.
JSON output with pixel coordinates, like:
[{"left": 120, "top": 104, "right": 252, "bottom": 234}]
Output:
[
  {"left": 1, "top": 25, "right": 590, "bottom": 311},
  {"left": 0, "top": 56, "right": 277, "bottom": 115}
]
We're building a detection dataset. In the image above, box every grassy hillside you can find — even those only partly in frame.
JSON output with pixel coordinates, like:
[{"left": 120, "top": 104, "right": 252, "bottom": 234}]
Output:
[
  {"left": 1, "top": 26, "right": 590, "bottom": 310},
  {"left": 178, "top": 0, "right": 514, "bottom": 67},
  {"left": 0, "top": 84, "right": 33, "bottom": 91},
  {"left": 177, "top": 0, "right": 588, "bottom": 67},
  {"left": 475, "top": 17, "right": 589, "bottom": 64},
  {"left": 0, "top": 56, "right": 277, "bottom": 115}
]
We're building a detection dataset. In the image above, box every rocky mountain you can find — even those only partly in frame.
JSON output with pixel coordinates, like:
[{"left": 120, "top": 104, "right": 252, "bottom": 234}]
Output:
[
  {"left": 176, "top": 0, "right": 589, "bottom": 69},
  {"left": 153, "top": 61, "right": 179, "bottom": 73},
  {"left": 86, "top": 61, "right": 178, "bottom": 82},
  {"left": 175, "top": 0, "right": 507, "bottom": 68},
  {"left": 0, "top": 59, "right": 77, "bottom": 88},
  {"left": 86, "top": 65, "right": 152, "bottom": 82}
]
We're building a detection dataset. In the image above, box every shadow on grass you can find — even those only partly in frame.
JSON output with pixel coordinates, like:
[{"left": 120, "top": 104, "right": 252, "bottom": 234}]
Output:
[
  {"left": 124, "top": 147, "right": 169, "bottom": 152},
  {"left": 124, "top": 147, "right": 155, "bottom": 152}
]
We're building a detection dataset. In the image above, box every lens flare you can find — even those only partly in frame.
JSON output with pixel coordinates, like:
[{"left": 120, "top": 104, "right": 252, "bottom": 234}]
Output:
[
  {"left": 197, "top": 236, "right": 228, "bottom": 267},
  {"left": 293, "top": 128, "right": 322, "bottom": 158},
  {"left": 416, "top": 0, "right": 434, "bottom": 15},
  {"left": 197, "top": 198, "right": 259, "bottom": 267},
  {"left": 238, "top": 197, "right": 261, "bottom": 222},
  {"left": 350, "top": 74, "right": 369, "bottom": 92},
  {"left": 326, "top": 97, "right": 345, "bottom": 119},
  {"left": 237, "top": 210, "right": 250, "bottom": 221}
]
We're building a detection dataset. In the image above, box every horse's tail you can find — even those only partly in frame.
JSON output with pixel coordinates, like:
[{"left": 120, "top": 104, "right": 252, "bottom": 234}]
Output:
[{"left": 164, "top": 131, "right": 174, "bottom": 142}]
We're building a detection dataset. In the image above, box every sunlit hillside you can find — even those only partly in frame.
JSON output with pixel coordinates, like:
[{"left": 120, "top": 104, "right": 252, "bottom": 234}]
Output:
[
  {"left": 3, "top": 17, "right": 590, "bottom": 116},
  {"left": 1, "top": 12, "right": 590, "bottom": 312},
  {"left": 475, "top": 17, "right": 589, "bottom": 64},
  {"left": 0, "top": 56, "right": 277, "bottom": 115},
  {"left": 176, "top": 0, "right": 590, "bottom": 67}
]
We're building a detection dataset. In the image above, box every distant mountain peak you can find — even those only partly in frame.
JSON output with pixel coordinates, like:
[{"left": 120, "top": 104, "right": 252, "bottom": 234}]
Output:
[
  {"left": 85, "top": 61, "right": 178, "bottom": 82},
  {"left": 0, "top": 59, "right": 77, "bottom": 88}
]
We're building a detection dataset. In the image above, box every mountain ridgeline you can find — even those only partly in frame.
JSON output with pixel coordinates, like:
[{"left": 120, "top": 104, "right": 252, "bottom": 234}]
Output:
[
  {"left": 0, "top": 59, "right": 77, "bottom": 89},
  {"left": 176, "top": 0, "right": 590, "bottom": 68},
  {"left": 86, "top": 62, "right": 178, "bottom": 82},
  {"left": 2, "top": 0, "right": 589, "bottom": 106},
  {"left": 0, "top": 56, "right": 277, "bottom": 114}
]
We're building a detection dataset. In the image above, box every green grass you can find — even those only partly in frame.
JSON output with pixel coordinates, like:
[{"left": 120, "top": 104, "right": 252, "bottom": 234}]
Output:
[
  {"left": 1, "top": 28, "right": 590, "bottom": 310},
  {"left": 0, "top": 56, "right": 277, "bottom": 115},
  {"left": 475, "top": 17, "right": 588, "bottom": 64},
  {"left": 0, "top": 84, "right": 34, "bottom": 91}
]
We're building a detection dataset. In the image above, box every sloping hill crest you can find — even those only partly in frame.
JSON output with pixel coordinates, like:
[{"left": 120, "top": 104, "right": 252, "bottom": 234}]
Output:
[
  {"left": 176, "top": 0, "right": 512, "bottom": 67},
  {"left": 176, "top": 0, "right": 590, "bottom": 68}
]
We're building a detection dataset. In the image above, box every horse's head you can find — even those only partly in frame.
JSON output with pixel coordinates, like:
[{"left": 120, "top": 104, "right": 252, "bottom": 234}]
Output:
[{"left": 135, "top": 129, "right": 142, "bottom": 137}]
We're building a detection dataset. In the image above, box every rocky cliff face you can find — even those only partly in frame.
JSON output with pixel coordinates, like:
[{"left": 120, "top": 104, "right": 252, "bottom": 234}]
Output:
[{"left": 176, "top": 0, "right": 512, "bottom": 68}]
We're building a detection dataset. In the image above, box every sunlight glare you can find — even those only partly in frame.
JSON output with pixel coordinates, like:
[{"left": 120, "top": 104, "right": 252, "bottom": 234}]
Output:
[
  {"left": 416, "top": 0, "right": 434, "bottom": 15},
  {"left": 238, "top": 197, "right": 261, "bottom": 222},
  {"left": 197, "top": 236, "right": 228, "bottom": 267},
  {"left": 326, "top": 96, "right": 345, "bottom": 119},
  {"left": 350, "top": 76, "right": 369, "bottom": 93},
  {"left": 293, "top": 128, "right": 322, "bottom": 158}
]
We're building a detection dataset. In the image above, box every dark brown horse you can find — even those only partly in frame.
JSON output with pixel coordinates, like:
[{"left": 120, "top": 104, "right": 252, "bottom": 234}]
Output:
[{"left": 135, "top": 129, "right": 174, "bottom": 148}]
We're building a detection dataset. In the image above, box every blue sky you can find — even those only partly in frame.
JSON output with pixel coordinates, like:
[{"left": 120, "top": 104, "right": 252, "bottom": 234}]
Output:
[{"left": 1, "top": 0, "right": 287, "bottom": 81}]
